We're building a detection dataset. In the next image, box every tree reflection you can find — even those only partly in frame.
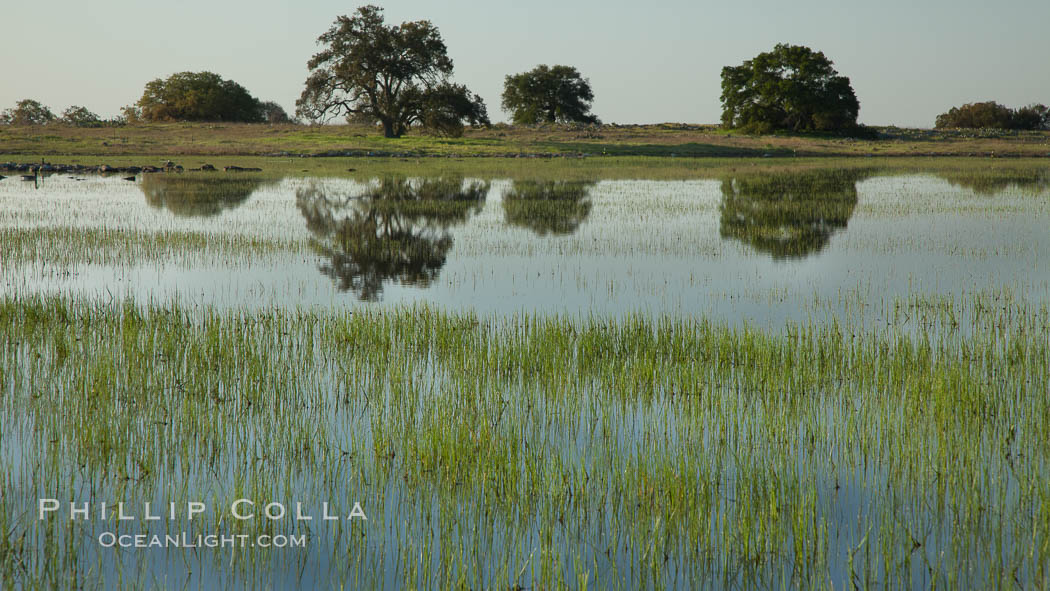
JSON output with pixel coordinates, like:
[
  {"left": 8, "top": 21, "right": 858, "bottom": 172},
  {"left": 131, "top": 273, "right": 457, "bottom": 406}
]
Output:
[
  {"left": 140, "top": 175, "right": 265, "bottom": 217},
  {"left": 719, "top": 169, "right": 870, "bottom": 259},
  {"left": 503, "top": 180, "right": 595, "bottom": 236},
  {"left": 296, "top": 176, "right": 488, "bottom": 301},
  {"left": 935, "top": 169, "right": 1050, "bottom": 196}
]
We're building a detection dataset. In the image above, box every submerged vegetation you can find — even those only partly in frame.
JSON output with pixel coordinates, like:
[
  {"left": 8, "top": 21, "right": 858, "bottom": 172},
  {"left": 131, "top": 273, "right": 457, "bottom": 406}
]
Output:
[
  {"left": 502, "top": 180, "right": 595, "bottom": 236},
  {"left": 1, "top": 294, "right": 1048, "bottom": 589}
]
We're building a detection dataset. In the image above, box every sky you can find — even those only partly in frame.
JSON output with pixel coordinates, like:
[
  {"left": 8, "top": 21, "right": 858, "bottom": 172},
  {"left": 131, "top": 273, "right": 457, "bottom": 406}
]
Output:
[{"left": 2, "top": 0, "right": 1048, "bottom": 127}]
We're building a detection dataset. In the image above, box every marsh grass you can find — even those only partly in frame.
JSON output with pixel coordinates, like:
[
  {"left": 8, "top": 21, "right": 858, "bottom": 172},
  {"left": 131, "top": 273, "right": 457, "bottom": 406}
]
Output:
[
  {"left": 1, "top": 295, "right": 1048, "bottom": 589},
  {"left": 0, "top": 227, "right": 304, "bottom": 268}
]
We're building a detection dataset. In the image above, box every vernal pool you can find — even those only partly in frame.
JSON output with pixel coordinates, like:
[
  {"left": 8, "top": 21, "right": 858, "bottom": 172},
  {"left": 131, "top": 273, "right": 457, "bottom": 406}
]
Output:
[
  {"left": 1, "top": 161, "right": 1049, "bottom": 590},
  {"left": 2, "top": 166, "right": 1048, "bottom": 331}
]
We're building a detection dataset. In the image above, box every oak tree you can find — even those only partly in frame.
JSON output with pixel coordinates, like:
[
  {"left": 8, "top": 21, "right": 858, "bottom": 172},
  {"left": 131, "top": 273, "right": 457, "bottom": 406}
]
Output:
[
  {"left": 1, "top": 99, "right": 56, "bottom": 125},
  {"left": 137, "top": 72, "right": 263, "bottom": 122},
  {"left": 296, "top": 5, "right": 487, "bottom": 137},
  {"left": 720, "top": 44, "right": 859, "bottom": 133},
  {"left": 501, "top": 65, "right": 598, "bottom": 125}
]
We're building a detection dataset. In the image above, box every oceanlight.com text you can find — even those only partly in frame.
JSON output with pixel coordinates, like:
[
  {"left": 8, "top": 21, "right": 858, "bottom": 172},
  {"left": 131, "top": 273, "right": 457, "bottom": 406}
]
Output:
[{"left": 97, "top": 532, "right": 307, "bottom": 549}]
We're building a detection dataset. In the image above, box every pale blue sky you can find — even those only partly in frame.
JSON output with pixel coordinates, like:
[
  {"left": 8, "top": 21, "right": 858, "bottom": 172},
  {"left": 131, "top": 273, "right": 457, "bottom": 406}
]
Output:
[{"left": 3, "top": 0, "right": 1047, "bottom": 127}]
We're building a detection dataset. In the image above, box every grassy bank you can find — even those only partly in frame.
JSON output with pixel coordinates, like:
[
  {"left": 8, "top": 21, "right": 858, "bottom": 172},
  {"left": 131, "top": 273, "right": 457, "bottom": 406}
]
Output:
[{"left": 1, "top": 121, "right": 1049, "bottom": 158}]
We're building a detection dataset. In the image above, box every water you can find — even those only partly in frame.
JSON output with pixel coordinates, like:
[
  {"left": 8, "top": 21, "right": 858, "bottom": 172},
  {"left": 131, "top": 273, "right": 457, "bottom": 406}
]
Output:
[
  {"left": 2, "top": 168, "right": 1048, "bottom": 329},
  {"left": 2, "top": 164, "right": 1049, "bottom": 589}
]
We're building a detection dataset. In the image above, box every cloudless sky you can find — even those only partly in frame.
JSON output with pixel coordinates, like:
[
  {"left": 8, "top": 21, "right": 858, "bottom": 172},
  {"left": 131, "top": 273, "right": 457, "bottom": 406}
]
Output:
[{"left": 3, "top": 0, "right": 1048, "bottom": 127}]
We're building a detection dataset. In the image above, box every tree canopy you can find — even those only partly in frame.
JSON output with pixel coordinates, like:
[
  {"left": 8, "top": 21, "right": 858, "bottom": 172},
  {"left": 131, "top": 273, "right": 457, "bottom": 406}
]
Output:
[
  {"left": 137, "top": 71, "right": 263, "bottom": 122},
  {"left": 720, "top": 44, "right": 859, "bottom": 133},
  {"left": 61, "top": 105, "right": 102, "bottom": 127},
  {"left": 501, "top": 65, "right": 599, "bottom": 125},
  {"left": 1, "top": 99, "right": 56, "bottom": 125},
  {"left": 935, "top": 101, "right": 1049, "bottom": 130},
  {"left": 259, "top": 101, "right": 293, "bottom": 124},
  {"left": 296, "top": 5, "right": 487, "bottom": 138}
]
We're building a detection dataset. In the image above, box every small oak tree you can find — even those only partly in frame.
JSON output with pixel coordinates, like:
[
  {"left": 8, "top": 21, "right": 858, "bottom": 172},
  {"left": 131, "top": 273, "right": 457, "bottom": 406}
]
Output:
[
  {"left": 61, "top": 105, "right": 102, "bottom": 127},
  {"left": 137, "top": 72, "right": 263, "bottom": 122},
  {"left": 259, "top": 101, "right": 293, "bottom": 124},
  {"left": 1, "top": 99, "right": 56, "bottom": 125},
  {"left": 501, "top": 65, "right": 598, "bottom": 125}
]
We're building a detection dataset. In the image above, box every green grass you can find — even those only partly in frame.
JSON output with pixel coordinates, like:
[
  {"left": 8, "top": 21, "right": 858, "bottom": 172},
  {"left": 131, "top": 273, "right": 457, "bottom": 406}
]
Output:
[
  {"left": 1, "top": 121, "right": 1049, "bottom": 158},
  {"left": 1, "top": 295, "right": 1048, "bottom": 589}
]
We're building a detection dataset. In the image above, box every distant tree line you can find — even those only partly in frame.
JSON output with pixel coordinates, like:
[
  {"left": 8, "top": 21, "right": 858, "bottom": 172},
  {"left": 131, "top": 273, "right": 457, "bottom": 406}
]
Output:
[
  {"left": 2, "top": 7, "right": 1046, "bottom": 137},
  {"left": 0, "top": 99, "right": 108, "bottom": 127},
  {"left": 935, "top": 101, "right": 1049, "bottom": 131},
  {"left": 2, "top": 73, "right": 294, "bottom": 127}
]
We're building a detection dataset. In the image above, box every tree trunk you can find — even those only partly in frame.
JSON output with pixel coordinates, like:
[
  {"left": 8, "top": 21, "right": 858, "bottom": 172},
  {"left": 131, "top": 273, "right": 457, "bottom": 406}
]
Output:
[{"left": 382, "top": 119, "right": 396, "bottom": 138}]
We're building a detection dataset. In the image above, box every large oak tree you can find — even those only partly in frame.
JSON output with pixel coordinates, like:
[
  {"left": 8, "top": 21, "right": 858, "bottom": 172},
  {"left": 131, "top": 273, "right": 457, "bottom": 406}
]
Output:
[
  {"left": 720, "top": 44, "right": 859, "bottom": 133},
  {"left": 296, "top": 5, "right": 487, "bottom": 137}
]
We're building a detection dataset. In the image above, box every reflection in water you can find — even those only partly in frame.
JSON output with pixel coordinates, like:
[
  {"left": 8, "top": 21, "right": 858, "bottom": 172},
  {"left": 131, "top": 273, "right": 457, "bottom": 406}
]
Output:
[
  {"left": 719, "top": 169, "right": 870, "bottom": 259},
  {"left": 141, "top": 174, "right": 267, "bottom": 217},
  {"left": 503, "top": 181, "right": 595, "bottom": 236},
  {"left": 296, "top": 177, "right": 488, "bottom": 301},
  {"left": 935, "top": 169, "right": 1050, "bottom": 196}
]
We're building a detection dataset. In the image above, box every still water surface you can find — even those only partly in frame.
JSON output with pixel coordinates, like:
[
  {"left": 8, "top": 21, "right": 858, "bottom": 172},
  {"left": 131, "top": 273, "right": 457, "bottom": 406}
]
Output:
[{"left": 1, "top": 169, "right": 1047, "bottom": 328}]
